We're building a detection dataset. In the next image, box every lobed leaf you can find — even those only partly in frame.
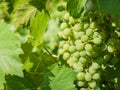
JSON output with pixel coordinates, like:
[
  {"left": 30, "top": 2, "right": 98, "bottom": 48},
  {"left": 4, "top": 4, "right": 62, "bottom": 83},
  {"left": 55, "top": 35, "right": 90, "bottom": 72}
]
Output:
[{"left": 0, "top": 20, "right": 23, "bottom": 89}]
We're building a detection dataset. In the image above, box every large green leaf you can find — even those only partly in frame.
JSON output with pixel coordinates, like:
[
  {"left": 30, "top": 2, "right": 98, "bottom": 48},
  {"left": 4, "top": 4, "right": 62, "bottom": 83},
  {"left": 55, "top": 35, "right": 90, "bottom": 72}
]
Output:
[
  {"left": 0, "top": 20, "right": 23, "bottom": 89},
  {"left": 30, "top": 10, "right": 49, "bottom": 46},
  {"left": 49, "top": 64, "right": 77, "bottom": 90},
  {"left": 67, "top": 0, "right": 87, "bottom": 18},
  {"left": 12, "top": 2, "right": 37, "bottom": 28}
]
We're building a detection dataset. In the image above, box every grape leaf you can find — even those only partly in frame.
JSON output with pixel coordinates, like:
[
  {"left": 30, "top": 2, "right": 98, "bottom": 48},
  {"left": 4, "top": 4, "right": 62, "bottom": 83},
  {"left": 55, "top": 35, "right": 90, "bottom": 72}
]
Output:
[
  {"left": 6, "top": 73, "right": 37, "bottom": 90},
  {"left": 29, "top": 0, "right": 48, "bottom": 11},
  {"left": 30, "top": 10, "right": 49, "bottom": 46},
  {"left": 49, "top": 64, "right": 77, "bottom": 90},
  {"left": 67, "top": 0, "right": 87, "bottom": 18},
  {"left": 12, "top": 2, "right": 37, "bottom": 28},
  {"left": 29, "top": 52, "right": 56, "bottom": 72},
  {"left": 0, "top": 20, "right": 23, "bottom": 89}
]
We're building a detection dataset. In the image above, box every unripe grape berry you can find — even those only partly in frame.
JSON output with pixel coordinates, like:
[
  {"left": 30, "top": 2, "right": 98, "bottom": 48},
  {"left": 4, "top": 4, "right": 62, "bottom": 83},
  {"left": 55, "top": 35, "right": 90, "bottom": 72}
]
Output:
[
  {"left": 74, "top": 31, "right": 81, "bottom": 39},
  {"left": 75, "top": 40, "right": 82, "bottom": 45},
  {"left": 77, "top": 81, "right": 85, "bottom": 87},
  {"left": 90, "top": 22, "right": 96, "bottom": 29},
  {"left": 63, "top": 43, "right": 69, "bottom": 51},
  {"left": 63, "top": 52, "right": 70, "bottom": 60},
  {"left": 86, "top": 28, "right": 93, "bottom": 36},
  {"left": 93, "top": 32, "right": 99, "bottom": 38},
  {"left": 59, "top": 41, "right": 65, "bottom": 47},
  {"left": 63, "top": 28, "right": 71, "bottom": 36},
  {"left": 80, "top": 88, "right": 86, "bottom": 90},
  {"left": 79, "top": 57, "right": 87, "bottom": 64},
  {"left": 75, "top": 66, "right": 84, "bottom": 72},
  {"left": 63, "top": 12, "right": 70, "bottom": 20},
  {"left": 57, "top": 32, "right": 63, "bottom": 38},
  {"left": 92, "top": 62, "right": 100, "bottom": 70},
  {"left": 70, "top": 57, "right": 78, "bottom": 62},
  {"left": 60, "top": 22, "right": 68, "bottom": 29},
  {"left": 81, "top": 35, "right": 89, "bottom": 42},
  {"left": 69, "top": 45, "right": 76, "bottom": 53},
  {"left": 58, "top": 49, "right": 65, "bottom": 55},
  {"left": 88, "top": 80, "right": 97, "bottom": 88},
  {"left": 67, "top": 59, "right": 75, "bottom": 67},
  {"left": 80, "top": 50, "right": 86, "bottom": 57},
  {"left": 69, "top": 16, "right": 75, "bottom": 24},
  {"left": 85, "top": 44, "right": 93, "bottom": 51},
  {"left": 76, "top": 72, "right": 85, "bottom": 80},
  {"left": 84, "top": 23, "right": 89, "bottom": 29},
  {"left": 89, "top": 67, "right": 96, "bottom": 74},
  {"left": 103, "top": 54, "right": 111, "bottom": 61},
  {"left": 93, "top": 73, "right": 100, "bottom": 80},
  {"left": 73, "top": 51, "right": 80, "bottom": 58},
  {"left": 85, "top": 72, "right": 92, "bottom": 81},
  {"left": 107, "top": 45, "right": 114, "bottom": 53},
  {"left": 76, "top": 42, "right": 84, "bottom": 51},
  {"left": 73, "top": 23, "right": 82, "bottom": 31},
  {"left": 92, "top": 38, "right": 102, "bottom": 45},
  {"left": 73, "top": 62, "right": 83, "bottom": 69}
]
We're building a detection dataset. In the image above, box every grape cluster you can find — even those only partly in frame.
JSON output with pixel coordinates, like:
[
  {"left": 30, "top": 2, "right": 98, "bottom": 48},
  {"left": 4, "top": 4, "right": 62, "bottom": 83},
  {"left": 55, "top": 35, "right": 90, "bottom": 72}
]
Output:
[{"left": 58, "top": 11, "right": 120, "bottom": 90}]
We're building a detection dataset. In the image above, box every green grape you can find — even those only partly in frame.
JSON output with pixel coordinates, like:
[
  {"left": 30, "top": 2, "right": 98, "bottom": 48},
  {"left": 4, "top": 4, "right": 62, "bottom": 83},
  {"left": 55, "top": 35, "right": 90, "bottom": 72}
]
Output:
[
  {"left": 86, "top": 50, "right": 96, "bottom": 57},
  {"left": 75, "top": 66, "right": 84, "bottom": 72},
  {"left": 93, "top": 32, "right": 99, "bottom": 38},
  {"left": 93, "top": 73, "right": 100, "bottom": 80},
  {"left": 85, "top": 44, "right": 93, "bottom": 51},
  {"left": 58, "top": 49, "right": 65, "bottom": 55},
  {"left": 73, "top": 62, "right": 83, "bottom": 69},
  {"left": 60, "top": 22, "right": 68, "bottom": 29},
  {"left": 80, "top": 88, "right": 86, "bottom": 90},
  {"left": 89, "top": 67, "right": 96, "bottom": 74},
  {"left": 103, "top": 54, "right": 111, "bottom": 61},
  {"left": 63, "top": 43, "right": 69, "bottom": 51},
  {"left": 90, "top": 22, "right": 96, "bottom": 29},
  {"left": 67, "top": 58, "right": 75, "bottom": 67},
  {"left": 70, "top": 56, "right": 78, "bottom": 62},
  {"left": 69, "top": 45, "right": 76, "bottom": 53},
  {"left": 107, "top": 45, "right": 114, "bottom": 53},
  {"left": 80, "top": 50, "right": 86, "bottom": 57},
  {"left": 76, "top": 42, "right": 84, "bottom": 51},
  {"left": 85, "top": 72, "right": 92, "bottom": 81},
  {"left": 73, "top": 51, "right": 80, "bottom": 58},
  {"left": 57, "top": 32, "right": 63, "bottom": 38},
  {"left": 79, "top": 31, "right": 85, "bottom": 36},
  {"left": 77, "top": 81, "right": 85, "bottom": 87},
  {"left": 86, "top": 28, "right": 93, "bottom": 36},
  {"left": 59, "top": 41, "right": 65, "bottom": 48},
  {"left": 76, "top": 72, "right": 85, "bottom": 80},
  {"left": 74, "top": 31, "right": 81, "bottom": 39},
  {"left": 73, "top": 23, "right": 83, "bottom": 31},
  {"left": 79, "top": 57, "right": 87, "bottom": 64},
  {"left": 69, "top": 16, "right": 75, "bottom": 24},
  {"left": 92, "top": 38, "right": 102, "bottom": 45},
  {"left": 63, "top": 12, "right": 70, "bottom": 20},
  {"left": 91, "top": 62, "right": 100, "bottom": 70},
  {"left": 81, "top": 35, "right": 89, "bottom": 42},
  {"left": 63, "top": 28, "right": 71, "bottom": 36},
  {"left": 88, "top": 80, "right": 97, "bottom": 88},
  {"left": 75, "top": 40, "right": 82, "bottom": 45},
  {"left": 63, "top": 52, "right": 70, "bottom": 60},
  {"left": 84, "top": 23, "right": 89, "bottom": 29}
]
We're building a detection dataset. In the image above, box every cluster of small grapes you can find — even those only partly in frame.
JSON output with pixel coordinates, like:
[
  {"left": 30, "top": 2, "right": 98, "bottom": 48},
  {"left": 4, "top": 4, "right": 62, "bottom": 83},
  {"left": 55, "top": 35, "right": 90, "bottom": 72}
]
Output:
[{"left": 58, "top": 11, "right": 120, "bottom": 90}]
